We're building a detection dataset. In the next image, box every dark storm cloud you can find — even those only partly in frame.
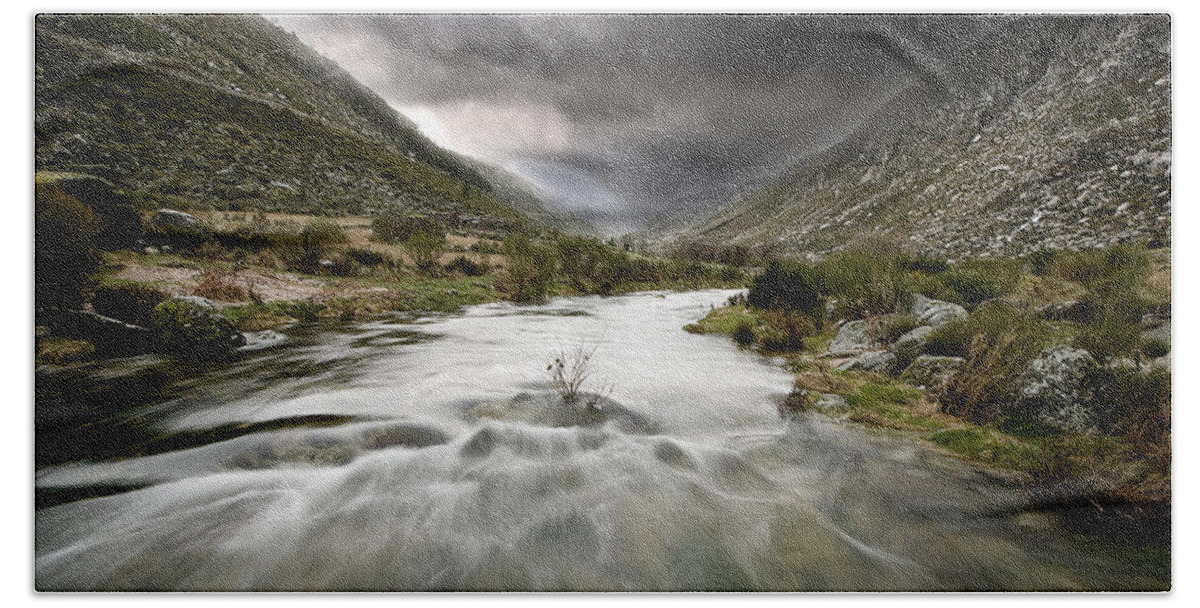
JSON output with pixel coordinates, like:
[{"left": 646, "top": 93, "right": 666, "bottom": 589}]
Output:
[{"left": 268, "top": 14, "right": 1015, "bottom": 232}]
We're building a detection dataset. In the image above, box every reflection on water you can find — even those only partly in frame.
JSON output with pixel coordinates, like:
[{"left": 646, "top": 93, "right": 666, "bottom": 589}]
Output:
[{"left": 34, "top": 290, "right": 1168, "bottom": 591}]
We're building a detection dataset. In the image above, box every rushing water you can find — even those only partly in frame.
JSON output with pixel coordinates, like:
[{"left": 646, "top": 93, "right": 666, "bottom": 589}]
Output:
[{"left": 35, "top": 290, "right": 1167, "bottom": 591}]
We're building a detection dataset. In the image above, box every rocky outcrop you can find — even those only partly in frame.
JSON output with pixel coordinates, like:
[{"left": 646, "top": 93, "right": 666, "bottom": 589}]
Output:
[
  {"left": 899, "top": 355, "right": 965, "bottom": 390},
  {"left": 835, "top": 350, "right": 896, "bottom": 374},
  {"left": 152, "top": 209, "right": 201, "bottom": 229},
  {"left": 1018, "top": 346, "right": 1099, "bottom": 433},
  {"left": 681, "top": 16, "right": 1170, "bottom": 259},
  {"left": 49, "top": 310, "right": 157, "bottom": 358},
  {"left": 909, "top": 295, "right": 968, "bottom": 328},
  {"left": 151, "top": 296, "right": 246, "bottom": 361},
  {"left": 826, "top": 320, "right": 876, "bottom": 357}
]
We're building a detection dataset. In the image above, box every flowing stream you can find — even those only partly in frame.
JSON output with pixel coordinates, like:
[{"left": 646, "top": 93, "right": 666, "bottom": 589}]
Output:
[{"left": 34, "top": 290, "right": 1166, "bottom": 591}]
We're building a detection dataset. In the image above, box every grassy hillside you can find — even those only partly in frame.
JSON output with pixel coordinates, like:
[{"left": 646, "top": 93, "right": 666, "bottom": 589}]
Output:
[{"left": 35, "top": 14, "right": 535, "bottom": 223}]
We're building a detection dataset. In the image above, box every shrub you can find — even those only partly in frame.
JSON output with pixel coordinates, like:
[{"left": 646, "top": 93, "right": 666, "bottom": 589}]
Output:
[
  {"left": 295, "top": 219, "right": 348, "bottom": 270},
  {"left": 933, "top": 302, "right": 1053, "bottom": 424},
  {"left": 758, "top": 310, "right": 817, "bottom": 352},
  {"left": 91, "top": 281, "right": 168, "bottom": 327},
  {"left": 732, "top": 321, "right": 756, "bottom": 346},
  {"left": 372, "top": 214, "right": 442, "bottom": 244},
  {"left": 556, "top": 236, "right": 626, "bottom": 293},
  {"left": 404, "top": 231, "right": 447, "bottom": 276},
  {"left": 193, "top": 271, "right": 247, "bottom": 301},
  {"left": 501, "top": 234, "right": 557, "bottom": 303},
  {"left": 546, "top": 342, "right": 608, "bottom": 409},
  {"left": 344, "top": 247, "right": 392, "bottom": 269},
  {"left": 938, "top": 270, "right": 1001, "bottom": 307},
  {"left": 1084, "top": 367, "right": 1170, "bottom": 445},
  {"left": 151, "top": 297, "right": 245, "bottom": 361},
  {"left": 748, "top": 260, "right": 821, "bottom": 314},
  {"left": 445, "top": 255, "right": 488, "bottom": 277},
  {"left": 813, "top": 253, "right": 906, "bottom": 319},
  {"left": 35, "top": 185, "right": 101, "bottom": 313}
]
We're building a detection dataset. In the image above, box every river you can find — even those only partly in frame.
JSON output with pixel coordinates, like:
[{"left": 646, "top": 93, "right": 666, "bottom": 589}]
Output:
[{"left": 34, "top": 289, "right": 1167, "bottom": 591}]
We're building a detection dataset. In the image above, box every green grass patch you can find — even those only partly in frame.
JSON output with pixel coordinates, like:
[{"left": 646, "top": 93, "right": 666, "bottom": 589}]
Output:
[
  {"left": 683, "top": 305, "right": 759, "bottom": 335},
  {"left": 844, "top": 382, "right": 942, "bottom": 431},
  {"left": 927, "top": 426, "right": 1041, "bottom": 471}
]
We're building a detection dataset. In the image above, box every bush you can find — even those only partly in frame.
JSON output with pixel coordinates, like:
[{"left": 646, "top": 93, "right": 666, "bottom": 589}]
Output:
[
  {"left": 813, "top": 253, "right": 906, "bottom": 319},
  {"left": 938, "top": 270, "right": 1001, "bottom": 307},
  {"left": 193, "top": 271, "right": 247, "bottom": 301},
  {"left": 35, "top": 185, "right": 101, "bottom": 314},
  {"left": 501, "top": 234, "right": 557, "bottom": 303},
  {"left": 445, "top": 255, "right": 488, "bottom": 277},
  {"left": 932, "top": 301, "right": 1052, "bottom": 424},
  {"left": 732, "top": 321, "right": 756, "bottom": 346},
  {"left": 405, "top": 231, "right": 447, "bottom": 276},
  {"left": 556, "top": 236, "right": 626, "bottom": 293},
  {"left": 372, "top": 214, "right": 442, "bottom": 244},
  {"left": 295, "top": 219, "right": 348, "bottom": 271},
  {"left": 91, "top": 281, "right": 168, "bottom": 327},
  {"left": 757, "top": 310, "right": 816, "bottom": 352},
  {"left": 748, "top": 260, "right": 821, "bottom": 314},
  {"left": 1084, "top": 367, "right": 1170, "bottom": 445},
  {"left": 151, "top": 297, "right": 245, "bottom": 362},
  {"left": 344, "top": 247, "right": 392, "bottom": 269}
]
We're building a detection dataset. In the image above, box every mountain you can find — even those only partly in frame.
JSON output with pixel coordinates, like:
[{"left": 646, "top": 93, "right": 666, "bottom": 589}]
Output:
[
  {"left": 35, "top": 14, "right": 542, "bottom": 223},
  {"left": 672, "top": 15, "right": 1170, "bottom": 259}
]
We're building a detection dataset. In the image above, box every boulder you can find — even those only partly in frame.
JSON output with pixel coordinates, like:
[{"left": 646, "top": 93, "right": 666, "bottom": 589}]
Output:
[
  {"left": 909, "top": 294, "right": 968, "bottom": 327},
  {"left": 835, "top": 350, "right": 896, "bottom": 374},
  {"left": 893, "top": 325, "right": 935, "bottom": 354},
  {"left": 36, "top": 172, "right": 142, "bottom": 250},
  {"left": 826, "top": 320, "right": 875, "bottom": 357},
  {"left": 1018, "top": 345, "right": 1099, "bottom": 433},
  {"left": 899, "top": 355, "right": 965, "bottom": 390},
  {"left": 153, "top": 209, "right": 201, "bottom": 229},
  {"left": 49, "top": 310, "right": 157, "bottom": 358},
  {"left": 151, "top": 296, "right": 246, "bottom": 361}
]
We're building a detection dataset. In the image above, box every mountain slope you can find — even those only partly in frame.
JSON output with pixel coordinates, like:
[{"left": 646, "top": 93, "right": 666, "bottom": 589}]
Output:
[
  {"left": 679, "top": 15, "right": 1170, "bottom": 258},
  {"left": 35, "top": 14, "right": 539, "bottom": 222}
]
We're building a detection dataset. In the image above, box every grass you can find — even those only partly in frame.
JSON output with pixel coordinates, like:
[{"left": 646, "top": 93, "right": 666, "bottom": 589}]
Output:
[{"left": 684, "top": 305, "right": 758, "bottom": 335}]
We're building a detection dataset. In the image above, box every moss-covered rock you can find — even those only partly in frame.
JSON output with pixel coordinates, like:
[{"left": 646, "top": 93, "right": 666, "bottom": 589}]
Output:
[{"left": 151, "top": 296, "right": 246, "bottom": 361}]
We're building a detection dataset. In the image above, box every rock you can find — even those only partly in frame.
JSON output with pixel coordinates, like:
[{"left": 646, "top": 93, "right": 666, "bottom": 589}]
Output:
[
  {"left": 1037, "top": 301, "right": 1090, "bottom": 322},
  {"left": 153, "top": 209, "right": 201, "bottom": 229},
  {"left": 899, "top": 355, "right": 965, "bottom": 390},
  {"left": 238, "top": 329, "right": 287, "bottom": 352},
  {"left": 909, "top": 294, "right": 968, "bottom": 327},
  {"left": 36, "top": 172, "right": 142, "bottom": 250},
  {"left": 826, "top": 320, "right": 875, "bottom": 357},
  {"left": 835, "top": 350, "right": 896, "bottom": 374},
  {"left": 1141, "top": 320, "right": 1170, "bottom": 344},
  {"left": 151, "top": 296, "right": 246, "bottom": 361},
  {"left": 893, "top": 325, "right": 935, "bottom": 353},
  {"left": 813, "top": 393, "right": 848, "bottom": 414},
  {"left": 143, "top": 246, "right": 160, "bottom": 255},
  {"left": 48, "top": 310, "right": 157, "bottom": 358},
  {"left": 1018, "top": 346, "right": 1099, "bottom": 433}
]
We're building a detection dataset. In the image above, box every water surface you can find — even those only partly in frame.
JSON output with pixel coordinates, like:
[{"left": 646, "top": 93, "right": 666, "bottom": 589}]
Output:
[{"left": 34, "top": 290, "right": 1166, "bottom": 591}]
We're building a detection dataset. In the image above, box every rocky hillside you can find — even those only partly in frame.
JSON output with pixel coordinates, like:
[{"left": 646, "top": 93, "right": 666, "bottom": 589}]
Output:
[
  {"left": 679, "top": 15, "right": 1170, "bottom": 259},
  {"left": 35, "top": 14, "right": 537, "bottom": 223}
]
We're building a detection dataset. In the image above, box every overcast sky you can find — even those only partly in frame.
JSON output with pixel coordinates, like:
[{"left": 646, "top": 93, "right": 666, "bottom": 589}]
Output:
[{"left": 267, "top": 14, "right": 1057, "bottom": 234}]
